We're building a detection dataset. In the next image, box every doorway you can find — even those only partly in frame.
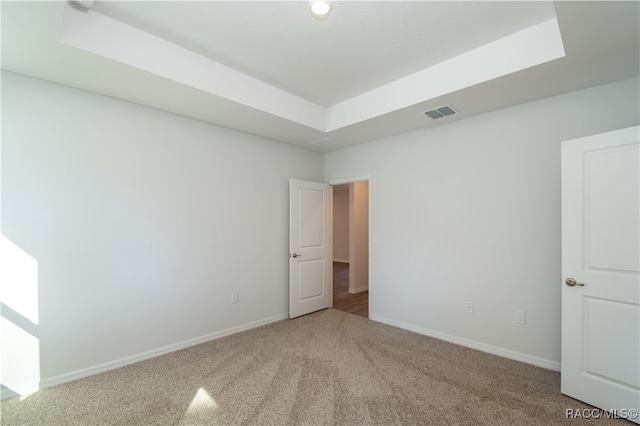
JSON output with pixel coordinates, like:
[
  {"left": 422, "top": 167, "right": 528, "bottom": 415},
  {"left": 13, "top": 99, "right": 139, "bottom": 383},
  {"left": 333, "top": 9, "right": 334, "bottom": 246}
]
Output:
[{"left": 331, "top": 181, "right": 369, "bottom": 317}]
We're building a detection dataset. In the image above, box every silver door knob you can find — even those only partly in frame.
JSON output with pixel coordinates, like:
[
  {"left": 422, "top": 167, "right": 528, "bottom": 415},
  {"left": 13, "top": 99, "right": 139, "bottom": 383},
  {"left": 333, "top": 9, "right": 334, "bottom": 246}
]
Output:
[
  {"left": 290, "top": 253, "right": 301, "bottom": 258},
  {"left": 565, "top": 278, "right": 585, "bottom": 287}
]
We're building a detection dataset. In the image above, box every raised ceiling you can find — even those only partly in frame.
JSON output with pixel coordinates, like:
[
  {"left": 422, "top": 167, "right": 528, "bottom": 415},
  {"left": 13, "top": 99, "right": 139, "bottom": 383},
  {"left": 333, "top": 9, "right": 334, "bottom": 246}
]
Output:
[
  {"left": 91, "top": 1, "right": 557, "bottom": 107},
  {"left": 2, "top": 1, "right": 639, "bottom": 151}
]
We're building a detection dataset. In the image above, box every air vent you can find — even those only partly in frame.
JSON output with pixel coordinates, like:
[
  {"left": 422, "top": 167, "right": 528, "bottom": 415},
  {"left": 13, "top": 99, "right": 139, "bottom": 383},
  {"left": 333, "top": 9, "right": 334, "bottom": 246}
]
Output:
[
  {"left": 423, "top": 105, "right": 457, "bottom": 120},
  {"left": 307, "top": 138, "right": 343, "bottom": 152}
]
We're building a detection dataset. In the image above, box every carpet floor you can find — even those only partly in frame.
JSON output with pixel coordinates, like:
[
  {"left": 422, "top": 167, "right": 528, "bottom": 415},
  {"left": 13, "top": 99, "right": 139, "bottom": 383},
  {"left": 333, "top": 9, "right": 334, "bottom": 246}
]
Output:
[{"left": 0, "top": 309, "right": 628, "bottom": 425}]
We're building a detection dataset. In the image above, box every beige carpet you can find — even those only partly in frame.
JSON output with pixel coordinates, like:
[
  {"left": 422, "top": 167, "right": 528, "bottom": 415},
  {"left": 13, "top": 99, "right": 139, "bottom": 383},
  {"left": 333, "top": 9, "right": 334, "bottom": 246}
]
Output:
[{"left": 0, "top": 309, "right": 628, "bottom": 425}]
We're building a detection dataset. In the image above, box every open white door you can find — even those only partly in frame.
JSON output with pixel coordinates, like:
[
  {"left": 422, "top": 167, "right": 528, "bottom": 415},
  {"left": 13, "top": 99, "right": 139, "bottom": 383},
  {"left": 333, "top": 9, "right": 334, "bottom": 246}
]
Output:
[
  {"left": 289, "top": 179, "right": 332, "bottom": 318},
  {"left": 561, "top": 126, "right": 639, "bottom": 423}
]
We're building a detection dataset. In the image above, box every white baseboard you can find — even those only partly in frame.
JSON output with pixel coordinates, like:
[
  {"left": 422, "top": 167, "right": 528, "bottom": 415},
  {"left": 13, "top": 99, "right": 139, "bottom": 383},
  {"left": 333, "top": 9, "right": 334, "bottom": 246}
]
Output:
[
  {"left": 333, "top": 259, "right": 349, "bottom": 264},
  {"left": 3, "top": 312, "right": 560, "bottom": 401},
  {"left": 1, "top": 313, "right": 288, "bottom": 400},
  {"left": 370, "top": 314, "right": 560, "bottom": 372},
  {"left": 348, "top": 286, "right": 368, "bottom": 294}
]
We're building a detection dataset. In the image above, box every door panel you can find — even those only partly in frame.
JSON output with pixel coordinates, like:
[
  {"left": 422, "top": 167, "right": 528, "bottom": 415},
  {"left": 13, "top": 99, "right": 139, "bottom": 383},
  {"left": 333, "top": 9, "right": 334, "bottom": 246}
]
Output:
[
  {"left": 561, "top": 126, "right": 639, "bottom": 423},
  {"left": 584, "top": 145, "right": 639, "bottom": 271},
  {"left": 583, "top": 298, "right": 639, "bottom": 388},
  {"left": 289, "top": 179, "right": 331, "bottom": 318},
  {"left": 298, "top": 260, "right": 324, "bottom": 300}
]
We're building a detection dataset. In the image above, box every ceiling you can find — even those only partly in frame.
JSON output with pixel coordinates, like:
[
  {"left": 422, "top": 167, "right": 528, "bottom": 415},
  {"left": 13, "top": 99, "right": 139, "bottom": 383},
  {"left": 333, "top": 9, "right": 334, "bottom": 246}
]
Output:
[{"left": 2, "top": 1, "right": 639, "bottom": 152}]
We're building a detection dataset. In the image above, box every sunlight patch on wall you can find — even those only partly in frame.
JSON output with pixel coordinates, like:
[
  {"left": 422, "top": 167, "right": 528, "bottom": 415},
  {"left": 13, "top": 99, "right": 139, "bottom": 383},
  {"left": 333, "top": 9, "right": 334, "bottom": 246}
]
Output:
[
  {"left": 0, "top": 318, "right": 40, "bottom": 396},
  {"left": 0, "top": 235, "right": 39, "bottom": 324},
  {"left": 0, "top": 235, "right": 41, "bottom": 397}
]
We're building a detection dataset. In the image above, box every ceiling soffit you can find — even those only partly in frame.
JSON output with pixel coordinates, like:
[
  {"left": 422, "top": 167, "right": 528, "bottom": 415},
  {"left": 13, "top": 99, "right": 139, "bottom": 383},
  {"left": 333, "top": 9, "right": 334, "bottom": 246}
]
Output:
[{"left": 58, "top": 2, "right": 564, "bottom": 135}]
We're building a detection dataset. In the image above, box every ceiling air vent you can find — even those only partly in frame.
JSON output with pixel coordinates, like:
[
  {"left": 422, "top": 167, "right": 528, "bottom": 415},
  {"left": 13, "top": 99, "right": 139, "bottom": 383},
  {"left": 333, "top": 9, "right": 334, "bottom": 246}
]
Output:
[{"left": 423, "top": 105, "right": 457, "bottom": 120}]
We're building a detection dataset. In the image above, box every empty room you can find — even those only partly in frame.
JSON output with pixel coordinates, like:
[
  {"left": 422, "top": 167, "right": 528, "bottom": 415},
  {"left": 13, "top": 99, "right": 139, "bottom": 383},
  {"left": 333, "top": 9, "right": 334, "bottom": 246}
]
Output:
[{"left": 1, "top": 1, "right": 639, "bottom": 425}]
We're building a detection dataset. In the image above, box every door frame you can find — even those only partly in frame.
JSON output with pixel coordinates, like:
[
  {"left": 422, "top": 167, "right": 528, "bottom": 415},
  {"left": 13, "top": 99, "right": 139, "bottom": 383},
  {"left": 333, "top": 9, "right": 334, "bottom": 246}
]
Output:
[{"left": 329, "top": 175, "right": 372, "bottom": 317}]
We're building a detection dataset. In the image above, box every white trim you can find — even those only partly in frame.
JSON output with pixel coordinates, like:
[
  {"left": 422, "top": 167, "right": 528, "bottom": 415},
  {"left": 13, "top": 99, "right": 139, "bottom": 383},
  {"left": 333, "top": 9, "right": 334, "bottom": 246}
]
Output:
[
  {"left": 0, "top": 382, "right": 39, "bottom": 400},
  {"left": 348, "top": 286, "right": 368, "bottom": 294},
  {"left": 1, "top": 313, "right": 288, "bottom": 400},
  {"left": 370, "top": 314, "right": 561, "bottom": 372},
  {"left": 328, "top": 176, "right": 371, "bottom": 186},
  {"left": 333, "top": 259, "right": 349, "bottom": 264}
]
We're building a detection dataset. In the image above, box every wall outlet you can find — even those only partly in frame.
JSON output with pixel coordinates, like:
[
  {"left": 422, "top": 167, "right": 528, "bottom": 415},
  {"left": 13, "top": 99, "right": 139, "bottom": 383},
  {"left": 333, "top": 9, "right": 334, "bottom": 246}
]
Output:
[
  {"left": 515, "top": 310, "right": 526, "bottom": 324},
  {"left": 231, "top": 292, "right": 239, "bottom": 304},
  {"left": 464, "top": 302, "right": 473, "bottom": 314}
]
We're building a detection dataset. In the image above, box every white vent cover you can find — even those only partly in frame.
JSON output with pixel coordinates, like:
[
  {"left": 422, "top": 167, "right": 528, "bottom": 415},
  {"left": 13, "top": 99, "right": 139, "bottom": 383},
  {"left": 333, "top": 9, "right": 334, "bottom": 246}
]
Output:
[{"left": 423, "top": 105, "right": 457, "bottom": 119}]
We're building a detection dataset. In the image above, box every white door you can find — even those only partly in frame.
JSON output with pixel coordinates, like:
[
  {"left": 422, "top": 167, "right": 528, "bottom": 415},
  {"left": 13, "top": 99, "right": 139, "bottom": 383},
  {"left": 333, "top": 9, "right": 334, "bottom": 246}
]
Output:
[
  {"left": 561, "top": 126, "right": 639, "bottom": 423},
  {"left": 289, "top": 179, "right": 332, "bottom": 318}
]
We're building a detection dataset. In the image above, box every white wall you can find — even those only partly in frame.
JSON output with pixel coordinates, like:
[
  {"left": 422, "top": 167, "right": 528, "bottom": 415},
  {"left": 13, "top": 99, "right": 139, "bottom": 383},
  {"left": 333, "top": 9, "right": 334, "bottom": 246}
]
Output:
[
  {"left": 332, "top": 189, "right": 349, "bottom": 262},
  {"left": 1, "top": 72, "right": 323, "bottom": 390},
  {"left": 2, "top": 70, "right": 637, "bottom": 393},
  {"left": 324, "top": 77, "right": 640, "bottom": 369}
]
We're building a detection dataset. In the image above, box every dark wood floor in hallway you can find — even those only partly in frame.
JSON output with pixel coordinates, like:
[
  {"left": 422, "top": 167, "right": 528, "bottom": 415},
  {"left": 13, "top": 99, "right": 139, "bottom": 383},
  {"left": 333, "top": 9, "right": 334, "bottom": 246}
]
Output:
[{"left": 332, "top": 262, "right": 368, "bottom": 318}]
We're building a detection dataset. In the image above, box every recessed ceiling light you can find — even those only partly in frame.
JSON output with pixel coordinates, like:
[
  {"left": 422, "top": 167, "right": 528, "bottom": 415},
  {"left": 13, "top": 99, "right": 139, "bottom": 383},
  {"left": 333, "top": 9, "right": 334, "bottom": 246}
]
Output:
[{"left": 310, "top": 0, "right": 332, "bottom": 20}]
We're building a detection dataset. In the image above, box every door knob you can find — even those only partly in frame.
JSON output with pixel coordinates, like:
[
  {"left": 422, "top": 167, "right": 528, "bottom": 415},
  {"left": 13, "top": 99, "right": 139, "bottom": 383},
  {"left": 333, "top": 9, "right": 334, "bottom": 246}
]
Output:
[
  {"left": 290, "top": 253, "right": 302, "bottom": 258},
  {"left": 565, "top": 278, "right": 585, "bottom": 287}
]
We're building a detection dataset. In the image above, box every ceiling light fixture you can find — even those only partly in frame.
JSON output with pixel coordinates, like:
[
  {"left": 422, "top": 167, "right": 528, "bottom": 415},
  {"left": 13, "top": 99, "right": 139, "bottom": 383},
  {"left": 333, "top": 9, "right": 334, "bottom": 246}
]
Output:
[
  {"left": 310, "top": 0, "right": 332, "bottom": 20},
  {"left": 73, "top": 0, "right": 94, "bottom": 9}
]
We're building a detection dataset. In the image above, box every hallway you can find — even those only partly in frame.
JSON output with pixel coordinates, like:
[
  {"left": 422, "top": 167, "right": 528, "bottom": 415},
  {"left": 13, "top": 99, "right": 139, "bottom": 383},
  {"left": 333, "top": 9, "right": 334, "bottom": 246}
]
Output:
[{"left": 332, "top": 262, "right": 368, "bottom": 318}]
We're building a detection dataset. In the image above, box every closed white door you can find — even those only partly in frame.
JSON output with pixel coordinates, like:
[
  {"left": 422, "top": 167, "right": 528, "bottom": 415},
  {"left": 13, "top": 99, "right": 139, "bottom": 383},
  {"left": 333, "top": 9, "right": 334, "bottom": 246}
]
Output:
[
  {"left": 289, "top": 179, "right": 332, "bottom": 318},
  {"left": 561, "top": 126, "right": 639, "bottom": 423}
]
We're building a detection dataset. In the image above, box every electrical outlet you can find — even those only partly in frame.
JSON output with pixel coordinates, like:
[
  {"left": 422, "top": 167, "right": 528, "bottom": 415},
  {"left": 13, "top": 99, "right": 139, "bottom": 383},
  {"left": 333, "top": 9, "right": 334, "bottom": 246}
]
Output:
[
  {"left": 515, "top": 310, "right": 526, "bottom": 324},
  {"left": 231, "top": 292, "right": 239, "bottom": 304},
  {"left": 464, "top": 302, "right": 473, "bottom": 314}
]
